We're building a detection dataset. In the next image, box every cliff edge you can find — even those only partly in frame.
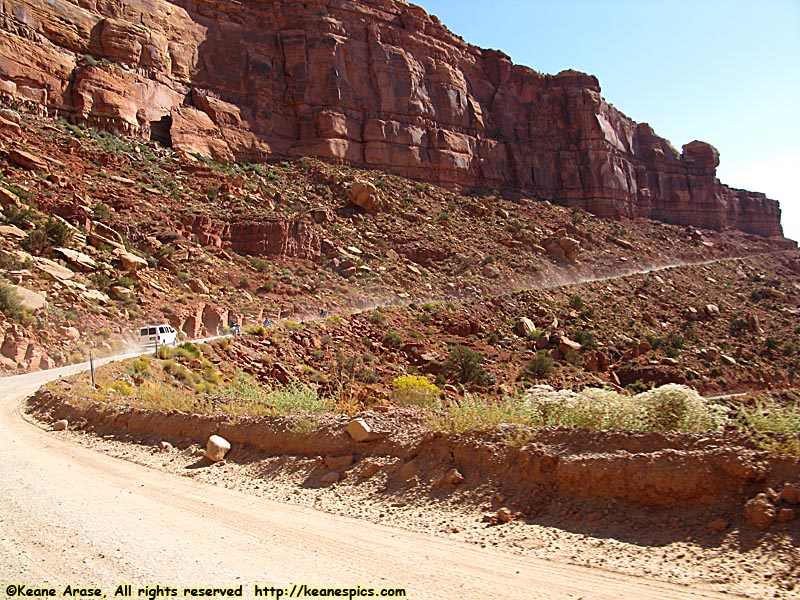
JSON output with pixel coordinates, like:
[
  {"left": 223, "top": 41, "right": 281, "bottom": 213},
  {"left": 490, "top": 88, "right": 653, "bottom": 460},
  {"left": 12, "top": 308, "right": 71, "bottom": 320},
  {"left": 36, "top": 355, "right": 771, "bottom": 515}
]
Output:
[{"left": 0, "top": 0, "right": 785, "bottom": 237}]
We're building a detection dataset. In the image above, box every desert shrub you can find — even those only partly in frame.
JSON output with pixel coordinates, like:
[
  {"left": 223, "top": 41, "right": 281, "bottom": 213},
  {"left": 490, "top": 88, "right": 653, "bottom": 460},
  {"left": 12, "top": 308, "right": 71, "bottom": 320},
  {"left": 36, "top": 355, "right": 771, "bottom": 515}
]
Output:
[
  {"left": 635, "top": 384, "right": 726, "bottom": 432},
  {"left": 443, "top": 345, "right": 490, "bottom": 385},
  {"left": 368, "top": 311, "right": 386, "bottom": 325},
  {"left": 733, "top": 395, "right": 800, "bottom": 455},
  {"left": 106, "top": 380, "right": 133, "bottom": 395},
  {"left": 0, "top": 280, "right": 25, "bottom": 320},
  {"left": 244, "top": 325, "right": 267, "bottom": 337},
  {"left": 158, "top": 342, "right": 201, "bottom": 361},
  {"left": 391, "top": 375, "right": 441, "bottom": 409},
  {"left": 250, "top": 257, "right": 271, "bottom": 273},
  {"left": 267, "top": 383, "right": 330, "bottom": 413},
  {"left": 569, "top": 294, "right": 584, "bottom": 310},
  {"left": 22, "top": 217, "right": 73, "bottom": 255},
  {"left": 91, "top": 202, "right": 110, "bottom": 220},
  {"left": 571, "top": 329, "right": 598, "bottom": 350},
  {"left": 194, "top": 381, "right": 217, "bottom": 395},
  {"left": 522, "top": 386, "right": 644, "bottom": 430},
  {"left": 202, "top": 366, "right": 221, "bottom": 385},
  {"left": 730, "top": 317, "right": 749, "bottom": 335},
  {"left": 645, "top": 334, "right": 665, "bottom": 351},
  {"left": 564, "top": 349, "right": 582, "bottom": 366},
  {"left": 43, "top": 217, "right": 73, "bottom": 247},
  {"left": 162, "top": 360, "right": 200, "bottom": 384},
  {"left": 130, "top": 357, "right": 150, "bottom": 374},
  {"left": 80, "top": 54, "right": 99, "bottom": 67},
  {"left": 525, "top": 329, "right": 543, "bottom": 341},
  {"left": 21, "top": 228, "right": 49, "bottom": 255},
  {"left": 383, "top": 331, "right": 404, "bottom": 348},
  {"left": 735, "top": 396, "right": 800, "bottom": 435},
  {"left": 430, "top": 395, "right": 530, "bottom": 433},
  {"left": 520, "top": 384, "right": 725, "bottom": 433},
  {"left": 2, "top": 204, "right": 39, "bottom": 227},
  {"left": 526, "top": 351, "right": 554, "bottom": 378}
]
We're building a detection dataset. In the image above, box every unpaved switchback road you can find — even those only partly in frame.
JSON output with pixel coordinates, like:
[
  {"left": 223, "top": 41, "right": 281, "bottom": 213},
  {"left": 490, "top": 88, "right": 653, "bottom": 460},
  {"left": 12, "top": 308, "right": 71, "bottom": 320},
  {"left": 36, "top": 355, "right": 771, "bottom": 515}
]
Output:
[{"left": 1, "top": 358, "right": 740, "bottom": 599}]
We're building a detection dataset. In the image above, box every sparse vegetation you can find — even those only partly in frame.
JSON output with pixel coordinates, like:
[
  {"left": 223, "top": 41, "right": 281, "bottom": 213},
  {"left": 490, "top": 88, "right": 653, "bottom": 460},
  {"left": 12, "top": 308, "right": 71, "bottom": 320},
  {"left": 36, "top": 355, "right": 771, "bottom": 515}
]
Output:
[
  {"left": 430, "top": 395, "right": 530, "bottom": 433},
  {"left": 0, "top": 280, "right": 25, "bottom": 321},
  {"left": 734, "top": 395, "right": 800, "bottom": 455},
  {"left": 383, "top": 330, "right": 404, "bottom": 348}
]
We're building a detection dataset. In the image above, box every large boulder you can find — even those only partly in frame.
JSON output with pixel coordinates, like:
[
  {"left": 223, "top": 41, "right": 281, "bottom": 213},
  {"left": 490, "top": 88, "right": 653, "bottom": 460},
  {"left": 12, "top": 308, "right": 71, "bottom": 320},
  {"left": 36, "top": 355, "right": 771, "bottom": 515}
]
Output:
[
  {"left": 348, "top": 182, "right": 383, "bottom": 214},
  {"left": 205, "top": 435, "right": 231, "bottom": 462},
  {"left": 114, "top": 249, "right": 148, "bottom": 272}
]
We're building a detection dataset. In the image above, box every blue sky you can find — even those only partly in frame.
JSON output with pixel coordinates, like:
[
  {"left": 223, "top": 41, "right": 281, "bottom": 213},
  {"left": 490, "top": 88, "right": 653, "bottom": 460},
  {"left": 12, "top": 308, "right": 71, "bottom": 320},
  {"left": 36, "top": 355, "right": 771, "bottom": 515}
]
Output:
[{"left": 415, "top": 0, "right": 800, "bottom": 242}]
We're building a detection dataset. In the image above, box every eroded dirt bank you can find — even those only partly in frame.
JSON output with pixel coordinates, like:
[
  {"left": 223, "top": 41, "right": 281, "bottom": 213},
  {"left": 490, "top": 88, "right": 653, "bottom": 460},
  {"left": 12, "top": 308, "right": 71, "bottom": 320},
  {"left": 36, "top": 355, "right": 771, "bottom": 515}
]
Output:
[{"left": 27, "top": 387, "right": 800, "bottom": 598}]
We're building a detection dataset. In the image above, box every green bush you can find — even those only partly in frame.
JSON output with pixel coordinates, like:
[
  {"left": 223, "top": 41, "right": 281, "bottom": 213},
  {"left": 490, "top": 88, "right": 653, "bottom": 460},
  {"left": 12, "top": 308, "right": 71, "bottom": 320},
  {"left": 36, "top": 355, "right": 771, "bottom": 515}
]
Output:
[
  {"left": 158, "top": 342, "right": 200, "bottom": 361},
  {"left": 368, "top": 311, "right": 386, "bottom": 325},
  {"left": 130, "top": 357, "right": 150, "bottom": 374},
  {"left": 20, "top": 217, "right": 74, "bottom": 255},
  {"left": 525, "top": 329, "right": 543, "bottom": 341},
  {"left": 571, "top": 329, "right": 598, "bottom": 350},
  {"left": 43, "top": 217, "right": 73, "bottom": 247},
  {"left": 526, "top": 351, "right": 554, "bottom": 378},
  {"left": 734, "top": 396, "right": 800, "bottom": 436},
  {"left": 194, "top": 381, "right": 217, "bottom": 395},
  {"left": 244, "top": 325, "right": 267, "bottom": 337},
  {"left": 162, "top": 360, "right": 200, "bottom": 384},
  {"left": 391, "top": 375, "right": 441, "bottom": 409},
  {"left": 383, "top": 331, "right": 404, "bottom": 348},
  {"left": 250, "top": 257, "right": 271, "bottom": 273},
  {"left": 2, "top": 204, "right": 39, "bottom": 227},
  {"left": 443, "top": 345, "right": 490, "bottom": 385},
  {"left": 0, "top": 280, "right": 25, "bottom": 321},
  {"left": 21, "top": 228, "right": 50, "bottom": 255},
  {"left": 520, "top": 384, "right": 725, "bottom": 433}
]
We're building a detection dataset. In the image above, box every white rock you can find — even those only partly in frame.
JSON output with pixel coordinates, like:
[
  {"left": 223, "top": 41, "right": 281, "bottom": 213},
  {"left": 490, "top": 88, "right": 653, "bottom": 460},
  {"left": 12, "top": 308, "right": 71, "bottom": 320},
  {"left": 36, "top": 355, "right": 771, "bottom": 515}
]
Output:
[
  {"left": 205, "top": 435, "right": 231, "bottom": 462},
  {"left": 52, "top": 419, "right": 68, "bottom": 431},
  {"left": 513, "top": 317, "right": 536, "bottom": 337}
]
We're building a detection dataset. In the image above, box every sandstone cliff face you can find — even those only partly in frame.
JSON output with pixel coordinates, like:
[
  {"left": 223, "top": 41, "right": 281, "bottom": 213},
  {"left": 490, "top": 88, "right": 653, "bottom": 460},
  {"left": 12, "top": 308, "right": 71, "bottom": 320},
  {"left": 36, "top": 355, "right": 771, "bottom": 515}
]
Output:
[
  {"left": 0, "top": 0, "right": 785, "bottom": 237},
  {"left": 179, "top": 214, "right": 321, "bottom": 260}
]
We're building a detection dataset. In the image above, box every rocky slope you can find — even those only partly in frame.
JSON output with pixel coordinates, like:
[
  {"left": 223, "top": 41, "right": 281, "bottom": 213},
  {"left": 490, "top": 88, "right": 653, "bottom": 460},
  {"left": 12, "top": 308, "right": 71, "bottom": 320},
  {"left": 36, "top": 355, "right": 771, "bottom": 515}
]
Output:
[
  {"left": 0, "top": 0, "right": 787, "bottom": 237},
  {"left": 0, "top": 107, "right": 797, "bottom": 379}
]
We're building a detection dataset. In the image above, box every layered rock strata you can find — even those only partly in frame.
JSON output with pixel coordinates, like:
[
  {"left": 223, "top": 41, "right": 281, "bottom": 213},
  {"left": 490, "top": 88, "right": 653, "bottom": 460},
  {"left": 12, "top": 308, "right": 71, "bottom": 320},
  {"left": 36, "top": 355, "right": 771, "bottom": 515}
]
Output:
[{"left": 0, "top": 0, "right": 785, "bottom": 237}]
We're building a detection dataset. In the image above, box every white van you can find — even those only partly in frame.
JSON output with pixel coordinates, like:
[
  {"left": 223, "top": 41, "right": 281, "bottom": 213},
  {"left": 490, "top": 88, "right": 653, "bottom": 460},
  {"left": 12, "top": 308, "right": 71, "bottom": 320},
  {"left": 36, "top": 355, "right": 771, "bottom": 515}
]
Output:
[{"left": 138, "top": 324, "right": 178, "bottom": 348}]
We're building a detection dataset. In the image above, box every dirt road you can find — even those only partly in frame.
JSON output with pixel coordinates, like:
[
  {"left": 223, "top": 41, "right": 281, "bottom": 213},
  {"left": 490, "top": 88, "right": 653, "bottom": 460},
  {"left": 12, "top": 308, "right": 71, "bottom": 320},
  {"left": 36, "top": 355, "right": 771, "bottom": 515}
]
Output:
[{"left": 1, "top": 359, "right": 740, "bottom": 599}]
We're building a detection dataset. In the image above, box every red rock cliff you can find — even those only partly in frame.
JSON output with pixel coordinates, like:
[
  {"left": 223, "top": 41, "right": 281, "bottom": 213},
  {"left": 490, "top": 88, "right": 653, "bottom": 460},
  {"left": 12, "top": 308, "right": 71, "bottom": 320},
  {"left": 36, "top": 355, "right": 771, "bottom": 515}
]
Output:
[{"left": 0, "top": 0, "right": 785, "bottom": 237}]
